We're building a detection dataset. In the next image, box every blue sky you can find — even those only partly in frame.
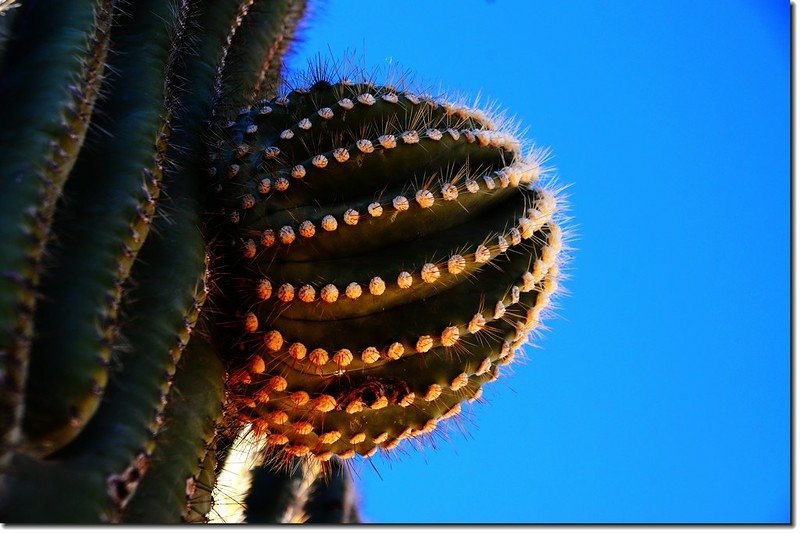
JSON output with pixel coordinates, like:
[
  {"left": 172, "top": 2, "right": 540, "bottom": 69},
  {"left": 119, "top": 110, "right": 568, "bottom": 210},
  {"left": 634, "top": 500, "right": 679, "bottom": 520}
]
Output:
[{"left": 286, "top": 0, "right": 790, "bottom": 523}]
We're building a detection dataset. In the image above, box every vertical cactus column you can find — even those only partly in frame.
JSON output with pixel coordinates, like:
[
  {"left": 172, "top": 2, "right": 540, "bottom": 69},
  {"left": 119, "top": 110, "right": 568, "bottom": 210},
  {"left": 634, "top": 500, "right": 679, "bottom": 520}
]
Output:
[
  {"left": 122, "top": 336, "right": 225, "bottom": 524},
  {"left": 0, "top": 0, "right": 311, "bottom": 523},
  {"left": 211, "top": 75, "right": 566, "bottom": 464},
  {"left": 0, "top": 0, "right": 114, "bottom": 467},
  {"left": 22, "top": 0, "right": 185, "bottom": 455}
]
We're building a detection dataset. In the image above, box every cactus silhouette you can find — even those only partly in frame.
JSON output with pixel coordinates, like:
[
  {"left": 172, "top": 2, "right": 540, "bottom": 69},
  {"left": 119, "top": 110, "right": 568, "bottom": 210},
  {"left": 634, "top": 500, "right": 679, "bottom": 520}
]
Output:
[{"left": 0, "top": 0, "right": 566, "bottom": 523}]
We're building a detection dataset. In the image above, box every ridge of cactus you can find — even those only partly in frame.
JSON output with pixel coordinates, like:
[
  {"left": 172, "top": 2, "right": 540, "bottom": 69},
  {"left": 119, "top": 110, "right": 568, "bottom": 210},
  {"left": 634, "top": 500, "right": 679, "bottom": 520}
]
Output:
[
  {"left": 0, "top": 0, "right": 114, "bottom": 467},
  {"left": 123, "top": 335, "right": 225, "bottom": 524},
  {"left": 22, "top": 0, "right": 188, "bottom": 455},
  {"left": 184, "top": 445, "right": 219, "bottom": 523},
  {"left": 0, "top": 269, "right": 209, "bottom": 523},
  {"left": 256, "top": 187, "right": 542, "bottom": 326},
  {"left": 212, "top": 0, "right": 308, "bottom": 121},
  {"left": 210, "top": 69, "right": 567, "bottom": 466}
]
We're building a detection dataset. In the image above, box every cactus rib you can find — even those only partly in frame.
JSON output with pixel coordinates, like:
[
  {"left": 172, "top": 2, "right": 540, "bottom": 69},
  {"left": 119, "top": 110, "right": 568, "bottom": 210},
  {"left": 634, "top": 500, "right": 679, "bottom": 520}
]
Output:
[
  {"left": 123, "top": 335, "right": 225, "bottom": 524},
  {"left": 23, "top": 0, "right": 188, "bottom": 455},
  {"left": 184, "top": 446, "right": 218, "bottom": 523},
  {"left": 0, "top": 269, "right": 209, "bottom": 523},
  {"left": 212, "top": 0, "right": 307, "bottom": 121},
  {"left": 0, "top": 0, "right": 114, "bottom": 467}
]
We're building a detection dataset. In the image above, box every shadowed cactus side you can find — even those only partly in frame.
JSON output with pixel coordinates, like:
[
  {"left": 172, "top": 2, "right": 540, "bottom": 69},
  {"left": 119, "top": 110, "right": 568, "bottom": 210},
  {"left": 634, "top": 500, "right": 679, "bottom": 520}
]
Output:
[
  {"left": 0, "top": 0, "right": 114, "bottom": 463},
  {"left": 0, "top": 0, "right": 316, "bottom": 523},
  {"left": 0, "top": 0, "right": 568, "bottom": 524},
  {"left": 244, "top": 456, "right": 361, "bottom": 523}
]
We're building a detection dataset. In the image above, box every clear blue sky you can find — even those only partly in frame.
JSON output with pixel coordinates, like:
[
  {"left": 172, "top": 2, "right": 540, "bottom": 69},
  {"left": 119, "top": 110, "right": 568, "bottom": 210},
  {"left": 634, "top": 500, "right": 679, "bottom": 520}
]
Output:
[{"left": 286, "top": 0, "right": 790, "bottom": 523}]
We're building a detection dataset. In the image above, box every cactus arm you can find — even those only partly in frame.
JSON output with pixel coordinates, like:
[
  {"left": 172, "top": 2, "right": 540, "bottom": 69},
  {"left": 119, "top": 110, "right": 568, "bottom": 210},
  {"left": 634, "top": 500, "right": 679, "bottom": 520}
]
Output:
[
  {"left": 22, "top": 0, "right": 187, "bottom": 455},
  {"left": 123, "top": 335, "right": 225, "bottom": 524},
  {"left": 215, "top": 77, "right": 566, "bottom": 465},
  {"left": 212, "top": 0, "right": 307, "bottom": 121},
  {"left": 303, "top": 458, "right": 361, "bottom": 523},
  {"left": 0, "top": 0, "right": 113, "bottom": 465},
  {"left": 243, "top": 458, "right": 320, "bottom": 523}
]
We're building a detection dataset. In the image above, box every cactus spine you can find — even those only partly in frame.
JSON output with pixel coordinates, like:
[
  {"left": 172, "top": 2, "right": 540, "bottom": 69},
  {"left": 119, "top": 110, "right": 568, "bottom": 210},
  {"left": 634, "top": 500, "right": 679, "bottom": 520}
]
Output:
[{"left": 0, "top": 0, "right": 567, "bottom": 524}]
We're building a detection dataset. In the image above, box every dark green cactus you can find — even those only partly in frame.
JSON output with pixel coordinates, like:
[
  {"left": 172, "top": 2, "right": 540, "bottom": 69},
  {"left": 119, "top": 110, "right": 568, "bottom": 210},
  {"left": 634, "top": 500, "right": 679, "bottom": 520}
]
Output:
[
  {"left": 0, "top": 0, "right": 114, "bottom": 465},
  {"left": 0, "top": 0, "right": 566, "bottom": 524},
  {"left": 0, "top": 0, "right": 314, "bottom": 523},
  {"left": 212, "top": 80, "right": 563, "bottom": 462},
  {"left": 23, "top": 0, "right": 186, "bottom": 457},
  {"left": 244, "top": 457, "right": 360, "bottom": 523}
]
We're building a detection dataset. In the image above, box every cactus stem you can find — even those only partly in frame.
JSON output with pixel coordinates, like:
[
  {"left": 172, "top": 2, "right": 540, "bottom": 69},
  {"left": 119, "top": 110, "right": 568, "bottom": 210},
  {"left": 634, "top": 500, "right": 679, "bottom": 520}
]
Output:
[{"left": 213, "top": 0, "right": 307, "bottom": 122}]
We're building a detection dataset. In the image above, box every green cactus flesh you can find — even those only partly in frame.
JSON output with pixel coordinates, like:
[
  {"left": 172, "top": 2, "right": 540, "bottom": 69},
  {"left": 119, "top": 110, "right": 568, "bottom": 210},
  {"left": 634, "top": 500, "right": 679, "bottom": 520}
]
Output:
[
  {"left": 0, "top": 0, "right": 113, "bottom": 464},
  {"left": 22, "top": 0, "right": 185, "bottom": 456},
  {"left": 212, "top": 0, "right": 307, "bottom": 121},
  {"left": 213, "top": 78, "right": 564, "bottom": 463},
  {"left": 123, "top": 336, "right": 225, "bottom": 524},
  {"left": 184, "top": 445, "right": 219, "bottom": 523},
  {"left": 0, "top": 0, "right": 314, "bottom": 523},
  {"left": 245, "top": 456, "right": 359, "bottom": 523}
]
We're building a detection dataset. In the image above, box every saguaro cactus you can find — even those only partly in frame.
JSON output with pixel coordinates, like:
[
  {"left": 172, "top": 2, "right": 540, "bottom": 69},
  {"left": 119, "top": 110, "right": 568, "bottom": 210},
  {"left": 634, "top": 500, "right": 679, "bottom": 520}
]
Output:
[{"left": 0, "top": 0, "right": 567, "bottom": 524}]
